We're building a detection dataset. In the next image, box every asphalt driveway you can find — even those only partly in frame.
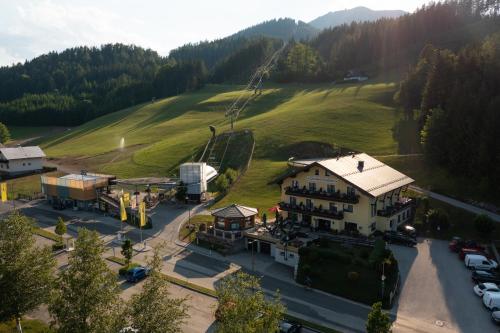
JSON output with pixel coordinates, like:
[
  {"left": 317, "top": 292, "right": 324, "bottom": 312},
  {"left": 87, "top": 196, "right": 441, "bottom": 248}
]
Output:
[{"left": 391, "top": 238, "right": 498, "bottom": 333}]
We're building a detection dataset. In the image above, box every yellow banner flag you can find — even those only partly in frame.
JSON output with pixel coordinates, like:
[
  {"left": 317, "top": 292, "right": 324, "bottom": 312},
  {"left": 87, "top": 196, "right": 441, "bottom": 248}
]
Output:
[
  {"left": 0, "top": 182, "right": 7, "bottom": 202},
  {"left": 123, "top": 192, "right": 130, "bottom": 207},
  {"left": 120, "top": 196, "right": 127, "bottom": 222},
  {"left": 139, "top": 201, "right": 146, "bottom": 227}
]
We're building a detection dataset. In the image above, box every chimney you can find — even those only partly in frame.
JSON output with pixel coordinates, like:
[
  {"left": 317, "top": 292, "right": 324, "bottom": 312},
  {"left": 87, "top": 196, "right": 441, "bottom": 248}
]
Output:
[{"left": 358, "top": 160, "right": 364, "bottom": 171}]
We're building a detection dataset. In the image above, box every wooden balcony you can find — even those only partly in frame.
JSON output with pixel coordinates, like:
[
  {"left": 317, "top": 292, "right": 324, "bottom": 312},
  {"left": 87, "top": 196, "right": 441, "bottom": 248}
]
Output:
[
  {"left": 279, "top": 202, "right": 344, "bottom": 220},
  {"left": 377, "top": 198, "right": 414, "bottom": 217},
  {"left": 285, "top": 186, "right": 359, "bottom": 204}
]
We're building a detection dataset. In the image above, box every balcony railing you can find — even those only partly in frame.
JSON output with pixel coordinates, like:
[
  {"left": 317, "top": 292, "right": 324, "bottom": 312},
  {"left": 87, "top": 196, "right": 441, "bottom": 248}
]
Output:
[
  {"left": 285, "top": 186, "right": 359, "bottom": 204},
  {"left": 377, "top": 198, "right": 414, "bottom": 217},
  {"left": 279, "top": 202, "right": 344, "bottom": 220}
]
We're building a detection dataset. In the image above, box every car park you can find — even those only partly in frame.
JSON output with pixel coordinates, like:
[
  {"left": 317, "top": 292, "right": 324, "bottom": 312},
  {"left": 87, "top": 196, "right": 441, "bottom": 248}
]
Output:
[
  {"left": 472, "top": 270, "right": 500, "bottom": 284},
  {"left": 474, "top": 283, "right": 500, "bottom": 297},
  {"left": 483, "top": 292, "right": 500, "bottom": 311},
  {"left": 126, "top": 266, "right": 150, "bottom": 283},
  {"left": 465, "top": 254, "right": 498, "bottom": 271}
]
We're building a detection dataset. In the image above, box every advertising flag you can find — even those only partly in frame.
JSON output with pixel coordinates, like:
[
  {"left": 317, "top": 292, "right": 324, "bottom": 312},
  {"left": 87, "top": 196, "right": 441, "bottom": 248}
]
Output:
[
  {"left": 0, "top": 182, "right": 7, "bottom": 202},
  {"left": 123, "top": 192, "right": 130, "bottom": 207},
  {"left": 120, "top": 197, "right": 127, "bottom": 222},
  {"left": 139, "top": 201, "right": 146, "bottom": 227}
]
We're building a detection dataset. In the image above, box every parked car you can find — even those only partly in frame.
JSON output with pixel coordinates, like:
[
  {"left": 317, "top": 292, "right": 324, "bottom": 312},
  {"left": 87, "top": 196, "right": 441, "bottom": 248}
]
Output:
[
  {"left": 472, "top": 270, "right": 500, "bottom": 284},
  {"left": 126, "top": 266, "right": 150, "bottom": 283},
  {"left": 383, "top": 231, "right": 417, "bottom": 247},
  {"left": 484, "top": 291, "right": 500, "bottom": 311},
  {"left": 279, "top": 320, "right": 302, "bottom": 333},
  {"left": 398, "top": 225, "right": 417, "bottom": 239},
  {"left": 474, "top": 283, "right": 500, "bottom": 297},
  {"left": 492, "top": 311, "right": 500, "bottom": 325},
  {"left": 465, "top": 254, "right": 498, "bottom": 271},
  {"left": 460, "top": 248, "right": 488, "bottom": 261},
  {"left": 449, "top": 238, "right": 484, "bottom": 252}
]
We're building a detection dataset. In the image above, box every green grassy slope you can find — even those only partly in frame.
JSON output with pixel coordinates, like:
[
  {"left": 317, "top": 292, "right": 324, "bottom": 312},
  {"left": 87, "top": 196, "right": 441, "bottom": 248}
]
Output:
[{"left": 38, "top": 81, "right": 401, "bottom": 211}]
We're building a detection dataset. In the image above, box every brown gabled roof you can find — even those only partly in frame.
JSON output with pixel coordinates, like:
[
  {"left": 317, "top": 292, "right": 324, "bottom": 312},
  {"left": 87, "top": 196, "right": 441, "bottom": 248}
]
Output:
[{"left": 211, "top": 204, "right": 258, "bottom": 218}]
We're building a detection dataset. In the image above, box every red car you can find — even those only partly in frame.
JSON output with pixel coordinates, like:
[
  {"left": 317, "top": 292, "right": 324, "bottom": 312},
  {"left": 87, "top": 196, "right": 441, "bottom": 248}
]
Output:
[
  {"left": 449, "top": 237, "right": 484, "bottom": 253},
  {"left": 459, "top": 248, "right": 490, "bottom": 260}
]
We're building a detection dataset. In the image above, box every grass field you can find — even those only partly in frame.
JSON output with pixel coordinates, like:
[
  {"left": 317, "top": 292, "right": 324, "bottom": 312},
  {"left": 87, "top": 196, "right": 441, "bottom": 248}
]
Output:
[{"left": 29, "top": 81, "right": 401, "bottom": 212}]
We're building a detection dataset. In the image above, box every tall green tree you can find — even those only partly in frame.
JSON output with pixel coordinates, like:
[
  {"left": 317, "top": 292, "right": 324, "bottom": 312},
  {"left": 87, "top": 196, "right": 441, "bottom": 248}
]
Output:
[
  {"left": 0, "top": 212, "right": 55, "bottom": 333},
  {"left": 0, "top": 122, "right": 10, "bottom": 143},
  {"left": 55, "top": 217, "right": 67, "bottom": 238},
  {"left": 215, "top": 272, "right": 285, "bottom": 333},
  {"left": 366, "top": 302, "right": 392, "bottom": 333},
  {"left": 49, "top": 228, "right": 124, "bottom": 333},
  {"left": 127, "top": 246, "right": 189, "bottom": 333},
  {"left": 121, "top": 239, "right": 134, "bottom": 266},
  {"left": 474, "top": 214, "right": 496, "bottom": 239}
]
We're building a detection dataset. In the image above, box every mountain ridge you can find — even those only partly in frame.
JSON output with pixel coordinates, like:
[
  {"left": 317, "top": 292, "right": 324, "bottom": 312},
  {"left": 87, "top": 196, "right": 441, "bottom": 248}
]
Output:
[{"left": 309, "top": 6, "right": 406, "bottom": 30}]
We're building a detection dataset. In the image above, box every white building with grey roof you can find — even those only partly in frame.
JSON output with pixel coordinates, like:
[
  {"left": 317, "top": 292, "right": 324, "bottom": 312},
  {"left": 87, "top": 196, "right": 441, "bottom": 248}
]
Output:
[{"left": 0, "top": 146, "right": 46, "bottom": 176}]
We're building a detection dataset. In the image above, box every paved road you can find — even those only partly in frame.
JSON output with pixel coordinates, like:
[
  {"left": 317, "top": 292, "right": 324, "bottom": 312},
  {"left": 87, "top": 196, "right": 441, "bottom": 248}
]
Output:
[
  {"left": 410, "top": 185, "right": 500, "bottom": 222},
  {"left": 391, "top": 239, "right": 498, "bottom": 333}
]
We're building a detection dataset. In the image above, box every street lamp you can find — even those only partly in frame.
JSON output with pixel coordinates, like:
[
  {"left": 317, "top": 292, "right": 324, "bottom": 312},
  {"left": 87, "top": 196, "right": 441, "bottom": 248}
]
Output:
[{"left": 185, "top": 196, "right": 191, "bottom": 225}]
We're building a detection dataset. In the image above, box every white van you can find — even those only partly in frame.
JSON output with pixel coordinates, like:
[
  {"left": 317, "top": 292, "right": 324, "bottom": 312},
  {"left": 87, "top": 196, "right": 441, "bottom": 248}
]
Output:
[
  {"left": 483, "top": 292, "right": 500, "bottom": 311},
  {"left": 465, "top": 254, "right": 498, "bottom": 271}
]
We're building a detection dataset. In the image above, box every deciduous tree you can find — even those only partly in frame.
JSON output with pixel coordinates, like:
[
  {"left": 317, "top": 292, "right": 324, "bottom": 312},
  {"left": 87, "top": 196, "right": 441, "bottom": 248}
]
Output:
[
  {"left": 0, "top": 212, "right": 55, "bottom": 333},
  {"left": 366, "top": 302, "right": 392, "bottom": 333},
  {"left": 127, "top": 246, "right": 188, "bottom": 333},
  {"left": 49, "top": 228, "right": 124, "bottom": 333},
  {"left": 215, "top": 271, "right": 285, "bottom": 333}
]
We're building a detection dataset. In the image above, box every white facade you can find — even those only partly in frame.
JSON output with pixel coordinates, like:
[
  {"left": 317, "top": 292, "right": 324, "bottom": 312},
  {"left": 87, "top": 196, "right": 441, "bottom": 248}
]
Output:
[
  {"left": 180, "top": 162, "right": 217, "bottom": 195},
  {"left": 0, "top": 146, "right": 45, "bottom": 175}
]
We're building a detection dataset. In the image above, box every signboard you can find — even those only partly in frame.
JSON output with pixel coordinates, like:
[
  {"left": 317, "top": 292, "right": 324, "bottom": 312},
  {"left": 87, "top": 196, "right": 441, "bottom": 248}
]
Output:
[
  {"left": 120, "top": 197, "right": 127, "bottom": 222},
  {"left": 123, "top": 192, "right": 130, "bottom": 207},
  {"left": 0, "top": 183, "right": 7, "bottom": 202},
  {"left": 139, "top": 201, "right": 146, "bottom": 227}
]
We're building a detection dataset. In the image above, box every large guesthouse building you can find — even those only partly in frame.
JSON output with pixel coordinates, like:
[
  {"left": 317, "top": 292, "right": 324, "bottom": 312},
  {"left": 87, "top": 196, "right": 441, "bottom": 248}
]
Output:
[{"left": 277, "top": 153, "right": 415, "bottom": 236}]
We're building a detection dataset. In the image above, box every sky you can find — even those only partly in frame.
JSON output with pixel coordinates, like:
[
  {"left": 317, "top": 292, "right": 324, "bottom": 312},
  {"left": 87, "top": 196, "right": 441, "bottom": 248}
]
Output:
[{"left": 0, "top": 0, "right": 431, "bottom": 67}]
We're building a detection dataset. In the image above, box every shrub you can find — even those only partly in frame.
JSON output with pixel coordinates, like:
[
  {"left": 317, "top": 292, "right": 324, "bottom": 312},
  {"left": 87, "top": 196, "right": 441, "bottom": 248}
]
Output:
[
  {"left": 224, "top": 168, "right": 238, "bottom": 184},
  {"left": 369, "top": 239, "right": 386, "bottom": 267},
  {"left": 360, "top": 249, "right": 370, "bottom": 259},
  {"left": 474, "top": 214, "right": 495, "bottom": 239},
  {"left": 347, "top": 271, "right": 360, "bottom": 281},
  {"left": 427, "top": 208, "right": 450, "bottom": 231},
  {"left": 215, "top": 174, "right": 229, "bottom": 193},
  {"left": 52, "top": 242, "right": 65, "bottom": 251}
]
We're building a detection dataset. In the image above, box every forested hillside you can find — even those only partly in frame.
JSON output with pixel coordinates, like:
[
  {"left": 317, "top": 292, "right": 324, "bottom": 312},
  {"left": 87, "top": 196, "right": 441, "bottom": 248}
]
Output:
[{"left": 395, "top": 33, "right": 500, "bottom": 191}]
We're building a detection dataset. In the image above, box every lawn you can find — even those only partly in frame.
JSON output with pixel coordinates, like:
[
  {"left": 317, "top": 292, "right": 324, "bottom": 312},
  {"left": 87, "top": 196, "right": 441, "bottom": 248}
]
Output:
[{"left": 30, "top": 81, "right": 404, "bottom": 212}]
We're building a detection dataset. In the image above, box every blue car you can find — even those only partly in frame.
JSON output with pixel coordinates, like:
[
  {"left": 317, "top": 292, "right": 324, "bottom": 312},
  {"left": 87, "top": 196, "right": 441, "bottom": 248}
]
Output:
[{"left": 126, "top": 266, "right": 150, "bottom": 283}]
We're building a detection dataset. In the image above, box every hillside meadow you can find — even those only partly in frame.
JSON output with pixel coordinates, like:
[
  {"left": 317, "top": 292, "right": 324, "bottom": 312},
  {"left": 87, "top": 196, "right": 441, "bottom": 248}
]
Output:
[{"left": 15, "top": 81, "right": 407, "bottom": 210}]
